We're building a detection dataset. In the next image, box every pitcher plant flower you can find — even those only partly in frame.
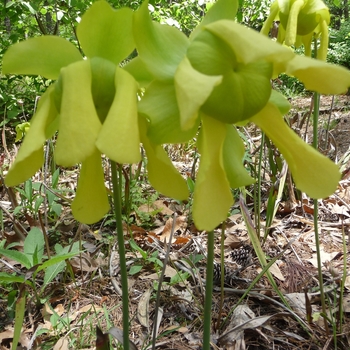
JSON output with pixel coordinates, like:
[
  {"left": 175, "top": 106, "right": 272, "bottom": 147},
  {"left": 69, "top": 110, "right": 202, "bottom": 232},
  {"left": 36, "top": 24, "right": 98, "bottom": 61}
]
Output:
[
  {"left": 3, "top": 0, "right": 188, "bottom": 224},
  {"left": 130, "top": 0, "right": 350, "bottom": 230},
  {"left": 261, "top": 0, "right": 330, "bottom": 60}
]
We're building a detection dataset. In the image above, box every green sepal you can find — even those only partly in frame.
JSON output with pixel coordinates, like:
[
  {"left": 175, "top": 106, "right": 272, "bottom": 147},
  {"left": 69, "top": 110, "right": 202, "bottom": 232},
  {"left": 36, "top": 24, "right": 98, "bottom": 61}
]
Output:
[
  {"left": 193, "top": 115, "right": 232, "bottom": 231},
  {"left": 223, "top": 125, "right": 255, "bottom": 188},
  {"left": 133, "top": 0, "right": 189, "bottom": 81},
  {"left": 139, "top": 117, "right": 189, "bottom": 200},
  {"left": 286, "top": 55, "right": 350, "bottom": 94},
  {"left": 123, "top": 56, "right": 154, "bottom": 87},
  {"left": 96, "top": 68, "right": 141, "bottom": 164},
  {"left": 2, "top": 36, "right": 82, "bottom": 79},
  {"left": 138, "top": 81, "right": 199, "bottom": 144},
  {"left": 190, "top": 0, "right": 238, "bottom": 39},
  {"left": 269, "top": 90, "right": 291, "bottom": 115},
  {"left": 71, "top": 148, "right": 110, "bottom": 224},
  {"left": 54, "top": 60, "right": 102, "bottom": 166},
  {"left": 77, "top": 0, "right": 135, "bottom": 64},
  {"left": 252, "top": 102, "right": 340, "bottom": 198},
  {"left": 5, "top": 86, "right": 58, "bottom": 187}
]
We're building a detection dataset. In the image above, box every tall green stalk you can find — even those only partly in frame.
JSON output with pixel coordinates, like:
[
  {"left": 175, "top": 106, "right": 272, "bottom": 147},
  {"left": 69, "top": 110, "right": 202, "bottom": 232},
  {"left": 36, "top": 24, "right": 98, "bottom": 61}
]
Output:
[
  {"left": 203, "top": 231, "right": 214, "bottom": 350},
  {"left": 111, "top": 160, "right": 130, "bottom": 350}
]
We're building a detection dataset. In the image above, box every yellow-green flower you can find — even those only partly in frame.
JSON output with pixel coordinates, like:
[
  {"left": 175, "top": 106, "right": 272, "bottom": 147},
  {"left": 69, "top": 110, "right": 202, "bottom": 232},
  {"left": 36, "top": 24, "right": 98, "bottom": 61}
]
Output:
[
  {"left": 3, "top": 0, "right": 188, "bottom": 224},
  {"left": 130, "top": 0, "right": 350, "bottom": 230},
  {"left": 261, "top": 0, "right": 330, "bottom": 60}
]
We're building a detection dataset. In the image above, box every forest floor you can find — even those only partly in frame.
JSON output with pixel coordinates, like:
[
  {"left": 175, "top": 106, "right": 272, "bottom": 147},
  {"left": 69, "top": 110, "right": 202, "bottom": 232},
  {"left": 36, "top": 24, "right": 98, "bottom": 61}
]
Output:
[{"left": 0, "top": 94, "right": 350, "bottom": 350}]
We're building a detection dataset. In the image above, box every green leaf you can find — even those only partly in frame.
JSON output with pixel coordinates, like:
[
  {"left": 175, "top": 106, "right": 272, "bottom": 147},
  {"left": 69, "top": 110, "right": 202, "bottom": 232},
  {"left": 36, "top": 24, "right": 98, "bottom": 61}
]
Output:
[
  {"left": 138, "top": 81, "right": 199, "bottom": 144},
  {"left": 192, "top": 115, "right": 232, "bottom": 231},
  {"left": 36, "top": 252, "right": 80, "bottom": 273},
  {"left": 71, "top": 149, "right": 110, "bottom": 224},
  {"left": 133, "top": 0, "right": 189, "bottom": 81},
  {"left": 129, "top": 265, "right": 143, "bottom": 275},
  {"left": 252, "top": 102, "right": 341, "bottom": 198},
  {"left": 2, "top": 36, "right": 82, "bottom": 80},
  {"left": 77, "top": 0, "right": 135, "bottom": 64},
  {"left": 55, "top": 60, "right": 102, "bottom": 166},
  {"left": 139, "top": 117, "right": 189, "bottom": 201},
  {"left": 13, "top": 287, "right": 26, "bottom": 350},
  {"left": 5, "top": 86, "right": 58, "bottom": 187},
  {"left": 0, "top": 272, "right": 25, "bottom": 284},
  {"left": 96, "top": 68, "right": 141, "bottom": 164},
  {"left": 0, "top": 248, "right": 31, "bottom": 269},
  {"left": 24, "top": 227, "right": 45, "bottom": 266}
]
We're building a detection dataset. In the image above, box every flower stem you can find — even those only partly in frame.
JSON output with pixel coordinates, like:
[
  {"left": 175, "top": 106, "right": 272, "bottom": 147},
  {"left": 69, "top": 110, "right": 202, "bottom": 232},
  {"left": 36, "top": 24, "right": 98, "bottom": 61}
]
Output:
[
  {"left": 111, "top": 160, "right": 130, "bottom": 350},
  {"left": 203, "top": 230, "right": 214, "bottom": 350}
]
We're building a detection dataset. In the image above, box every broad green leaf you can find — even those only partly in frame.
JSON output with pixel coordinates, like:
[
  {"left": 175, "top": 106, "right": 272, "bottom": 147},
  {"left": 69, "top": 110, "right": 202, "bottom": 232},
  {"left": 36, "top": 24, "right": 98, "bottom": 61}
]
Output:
[
  {"left": 252, "top": 102, "right": 340, "bottom": 198},
  {"left": 77, "top": 0, "right": 135, "bottom": 64},
  {"left": 286, "top": 55, "right": 350, "bottom": 94},
  {"left": 123, "top": 57, "right": 154, "bottom": 87},
  {"left": 223, "top": 125, "right": 255, "bottom": 188},
  {"left": 2, "top": 36, "right": 82, "bottom": 79},
  {"left": 36, "top": 251, "right": 80, "bottom": 273},
  {"left": 96, "top": 68, "right": 141, "bottom": 164},
  {"left": 193, "top": 115, "right": 232, "bottom": 230},
  {"left": 55, "top": 60, "right": 102, "bottom": 166},
  {"left": 138, "top": 81, "right": 199, "bottom": 144},
  {"left": 0, "top": 248, "right": 31, "bottom": 269},
  {"left": 175, "top": 57, "right": 222, "bottom": 130},
  {"left": 0, "top": 272, "right": 25, "bottom": 284},
  {"left": 5, "top": 87, "right": 58, "bottom": 187},
  {"left": 71, "top": 149, "right": 110, "bottom": 224},
  {"left": 204, "top": 20, "right": 294, "bottom": 73},
  {"left": 133, "top": 0, "right": 189, "bottom": 81},
  {"left": 191, "top": 0, "right": 238, "bottom": 39},
  {"left": 139, "top": 117, "right": 189, "bottom": 200},
  {"left": 24, "top": 227, "right": 45, "bottom": 266}
]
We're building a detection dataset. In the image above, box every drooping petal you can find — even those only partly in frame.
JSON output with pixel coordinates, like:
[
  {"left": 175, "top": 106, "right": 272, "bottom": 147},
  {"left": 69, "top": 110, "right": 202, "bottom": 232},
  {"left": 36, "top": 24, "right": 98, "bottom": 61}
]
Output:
[
  {"left": 123, "top": 56, "right": 154, "bottom": 87},
  {"left": 193, "top": 115, "right": 232, "bottom": 231},
  {"left": 71, "top": 148, "right": 110, "bottom": 224},
  {"left": 5, "top": 86, "right": 58, "bottom": 187},
  {"left": 77, "top": 0, "right": 134, "bottom": 64},
  {"left": 138, "top": 81, "right": 199, "bottom": 144},
  {"left": 223, "top": 125, "right": 255, "bottom": 188},
  {"left": 139, "top": 117, "right": 189, "bottom": 200},
  {"left": 190, "top": 0, "right": 238, "bottom": 39},
  {"left": 286, "top": 55, "right": 350, "bottom": 94},
  {"left": 174, "top": 57, "right": 222, "bottom": 130},
  {"left": 133, "top": 0, "right": 189, "bottom": 81},
  {"left": 252, "top": 102, "right": 340, "bottom": 198},
  {"left": 55, "top": 60, "right": 102, "bottom": 166},
  {"left": 283, "top": 0, "right": 304, "bottom": 45},
  {"left": 2, "top": 36, "right": 82, "bottom": 79},
  {"left": 96, "top": 68, "right": 141, "bottom": 164}
]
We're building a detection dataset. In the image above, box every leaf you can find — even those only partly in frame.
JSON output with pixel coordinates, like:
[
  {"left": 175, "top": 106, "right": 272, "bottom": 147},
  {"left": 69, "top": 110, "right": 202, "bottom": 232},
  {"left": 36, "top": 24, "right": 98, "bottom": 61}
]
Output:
[
  {"left": 129, "top": 265, "right": 143, "bottom": 275},
  {"left": 133, "top": 0, "right": 189, "bottom": 81},
  {"left": 2, "top": 36, "right": 82, "bottom": 79},
  {"left": 96, "top": 68, "right": 141, "bottom": 164},
  {"left": 77, "top": 1, "right": 135, "bottom": 64},
  {"left": 36, "top": 251, "right": 81, "bottom": 273},
  {"left": 0, "top": 272, "right": 25, "bottom": 284},
  {"left": 96, "top": 326, "right": 110, "bottom": 350},
  {"left": 71, "top": 148, "right": 110, "bottom": 224},
  {"left": 24, "top": 227, "right": 45, "bottom": 266},
  {"left": 55, "top": 59, "right": 102, "bottom": 166},
  {"left": 137, "top": 288, "right": 151, "bottom": 328},
  {"left": 12, "top": 286, "right": 26, "bottom": 350},
  {"left": 0, "top": 248, "right": 31, "bottom": 269}
]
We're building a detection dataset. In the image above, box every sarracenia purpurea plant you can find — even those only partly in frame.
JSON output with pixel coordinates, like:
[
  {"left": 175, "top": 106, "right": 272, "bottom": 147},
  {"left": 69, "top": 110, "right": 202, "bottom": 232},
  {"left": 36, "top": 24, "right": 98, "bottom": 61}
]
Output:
[{"left": 3, "top": 0, "right": 350, "bottom": 348}]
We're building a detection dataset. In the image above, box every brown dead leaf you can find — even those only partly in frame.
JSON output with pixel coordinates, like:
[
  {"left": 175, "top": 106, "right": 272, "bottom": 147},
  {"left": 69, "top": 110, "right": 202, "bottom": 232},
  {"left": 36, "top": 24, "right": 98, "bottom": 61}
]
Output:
[
  {"left": 53, "top": 337, "right": 69, "bottom": 350},
  {"left": 137, "top": 288, "right": 151, "bottom": 328},
  {"left": 159, "top": 216, "right": 187, "bottom": 242},
  {"left": 224, "top": 234, "right": 243, "bottom": 249}
]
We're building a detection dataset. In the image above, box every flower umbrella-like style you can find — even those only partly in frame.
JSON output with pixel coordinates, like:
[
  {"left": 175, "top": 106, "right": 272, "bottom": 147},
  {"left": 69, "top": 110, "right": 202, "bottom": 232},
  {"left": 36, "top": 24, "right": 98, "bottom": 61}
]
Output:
[
  {"left": 130, "top": 0, "right": 350, "bottom": 230},
  {"left": 261, "top": 0, "right": 330, "bottom": 60},
  {"left": 3, "top": 0, "right": 188, "bottom": 224}
]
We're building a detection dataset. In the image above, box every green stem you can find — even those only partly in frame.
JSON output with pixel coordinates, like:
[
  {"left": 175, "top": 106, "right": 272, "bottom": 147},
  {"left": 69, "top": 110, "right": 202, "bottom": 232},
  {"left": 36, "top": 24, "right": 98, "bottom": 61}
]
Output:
[
  {"left": 255, "top": 132, "right": 265, "bottom": 238},
  {"left": 203, "top": 230, "right": 214, "bottom": 350},
  {"left": 111, "top": 160, "right": 130, "bottom": 350},
  {"left": 312, "top": 90, "right": 329, "bottom": 335}
]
